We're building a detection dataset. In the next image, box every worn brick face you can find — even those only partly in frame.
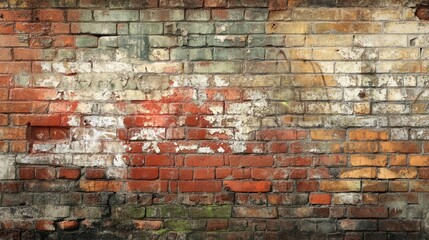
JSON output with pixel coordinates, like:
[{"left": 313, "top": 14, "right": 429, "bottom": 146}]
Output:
[{"left": 1, "top": 0, "right": 429, "bottom": 238}]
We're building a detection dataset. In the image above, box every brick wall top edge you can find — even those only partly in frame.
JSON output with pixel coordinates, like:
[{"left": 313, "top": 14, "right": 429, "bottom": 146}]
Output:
[{"left": 0, "top": 0, "right": 423, "bottom": 9}]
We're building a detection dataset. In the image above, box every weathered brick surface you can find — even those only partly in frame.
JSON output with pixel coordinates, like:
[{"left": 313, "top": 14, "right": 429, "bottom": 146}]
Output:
[{"left": 0, "top": 0, "right": 429, "bottom": 238}]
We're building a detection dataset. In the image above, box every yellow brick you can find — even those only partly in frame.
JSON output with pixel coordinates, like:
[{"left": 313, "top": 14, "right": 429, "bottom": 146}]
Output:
[
  {"left": 291, "top": 61, "right": 334, "bottom": 73},
  {"left": 378, "top": 168, "right": 417, "bottom": 179},
  {"left": 354, "top": 102, "right": 371, "bottom": 115},
  {"left": 313, "top": 22, "right": 382, "bottom": 34},
  {"left": 306, "top": 35, "right": 353, "bottom": 47},
  {"left": 268, "top": 10, "right": 292, "bottom": 21},
  {"left": 377, "top": 61, "right": 423, "bottom": 73},
  {"left": 379, "top": 48, "right": 419, "bottom": 60},
  {"left": 350, "top": 154, "right": 387, "bottom": 166},
  {"left": 291, "top": 8, "right": 339, "bottom": 21},
  {"left": 266, "top": 22, "right": 310, "bottom": 34},
  {"left": 339, "top": 168, "right": 377, "bottom": 179},
  {"left": 320, "top": 180, "right": 361, "bottom": 192},
  {"left": 410, "top": 155, "right": 429, "bottom": 166}
]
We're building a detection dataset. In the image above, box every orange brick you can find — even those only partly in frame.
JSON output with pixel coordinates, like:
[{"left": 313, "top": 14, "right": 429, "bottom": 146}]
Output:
[
  {"left": 410, "top": 155, "right": 429, "bottom": 166},
  {"left": 310, "top": 129, "right": 346, "bottom": 140},
  {"left": 345, "top": 142, "right": 378, "bottom": 153},
  {"left": 309, "top": 193, "right": 331, "bottom": 205},
  {"left": 362, "top": 181, "right": 388, "bottom": 192},
  {"left": 339, "top": 168, "right": 377, "bottom": 179},
  {"left": 0, "top": 62, "right": 31, "bottom": 73},
  {"left": 134, "top": 220, "right": 163, "bottom": 230},
  {"left": 12, "top": 114, "right": 62, "bottom": 126},
  {"left": 320, "top": 180, "right": 361, "bottom": 192},
  {"left": 350, "top": 154, "right": 387, "bottom": 166},
  {"left": 79, "top": 180, "right": 122, "bottom": 192},
  {"left": 389, "top": 181, "right": 408, "bottom": 192},
  {"left": 0, "top": 127, "right": 26, "bottom": 140},
  {"left": 390, "top": 155, "right": 407, "bottom": 166},
  {"left": 10, "top": 88, "right": 57, "bottom": 101},
  {"left": 378, "top": 168, "right": 417, "bottom": 179},
  {"left": 0, "top": 48, "right": 12, "bottom": 60},
  {"left": 411, "top": 180, "right": 429, "bottom": 192},
  {"left": 348, "top": 129, "right": 389, "bottom": 140},
  {"left": 0, "top": 88, "right": 7, "bottom": 100},
  {"left": 380, "top": 141, "right": 421, "bottom": 153},
  {"left": 10, "top": 140, "right": 26, "bottom": 152}
]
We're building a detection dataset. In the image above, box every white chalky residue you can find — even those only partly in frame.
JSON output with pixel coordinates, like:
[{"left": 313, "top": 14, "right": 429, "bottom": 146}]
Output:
[
  {"left": 209, "top": 106, "right": 223, "bottom": 115},
  {"left": 214, "top": 76, "right": 230, "bottom": 87},
  {"left": 198, "top": 147, "right": 215, "bottom": 154}
]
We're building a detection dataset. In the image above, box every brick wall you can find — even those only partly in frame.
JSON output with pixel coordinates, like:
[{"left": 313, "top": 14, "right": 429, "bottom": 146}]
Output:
[{"left": 1, "top": 0, "right": 429, "bottom": 239}]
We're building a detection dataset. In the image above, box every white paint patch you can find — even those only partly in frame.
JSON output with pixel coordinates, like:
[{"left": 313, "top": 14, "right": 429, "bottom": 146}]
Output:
[{"left": 214, "top": 76, "right": 230, "bottom": 87}]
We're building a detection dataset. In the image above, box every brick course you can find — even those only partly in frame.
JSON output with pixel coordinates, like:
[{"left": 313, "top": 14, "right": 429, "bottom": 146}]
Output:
[{"left": 0, "top": 0, "right": 429, "bottom": 238}]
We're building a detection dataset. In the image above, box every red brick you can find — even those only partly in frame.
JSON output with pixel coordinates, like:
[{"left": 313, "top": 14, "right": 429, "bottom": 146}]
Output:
[
  {"left": 13, "top": 49, "right": 55, "bottom": 61},
  {"left": 0, "top": 10, "right": 32, "bottom": 21},
  {"left": 0, "top": 102, "right": 32, "bottom": 113},
  {"left": 348, "top": 207, "right": 388, "bottom": 219},
  {"left": 159, "top": 168, "right": 179, "bottom": 180},
  {"left": 179, "top": 181, "right": 222, "bottom": 192},
  {"left": 224, "top": 181, "right": 271, "bottom": 192},
  {"left": 31, "top": 127, "right": 50, "bottom": 140},
  {"left": 252, "top": 168, "right": 289, "bottom": 180},
  {"left": 267, "top": 142, "right": 288, "bottom": 153},
  {"left": 126, "top": 181, "right": 168, "bottom": 192},
  {"left": 0, "top": 127, "right": 26, "bottom": 140},
  {"left": 187, "top": 128, "right": 232, "bottom": 140},
  {"left": 12, "top": 114, "right": 62, "bottom": 126},
  {"left": 0, "top": 48, "right": 12, "bottom": 60},
  {"left": 185, "top": 155, "right": 224, "bottom": 166},
  {"left": 57, "top": 220, "right": 79, "bottom": 230},
  {"left": 35, "top": 168, "right": 55, "bottom": 180},
  {"left": 10, "top": 88, "right": 57, "bottom": 101},
  {"left": 80, "top": 180, "right": 123, "bottom": 192},
  {"left": 53, "top": 35, "right": 75, "bottom": 47},
  {"left": 85, "top": 168, "right": 106, "bottom": 179},
  {"left": 0, "top": 88, "right": 7, "bottom": 100},
  {"left": 0, "top": 114, "right": 7, "bottom": 125},
  {"left": 0, "top": 141, "right": 7, "bottom": 152},
  {"left": 228, "top": 155, "right": 273, "bottom": 167},
  {"left": 36, "top": 220, "right": 55, "bottom": 231},
  {"left": 10, "top": 140, "right": 26, "bottom": 152},
  {"left": 143, "top": 154, "right": 173, "bottom": 166},
  {"left": 309, "top": 193, "right": 331, "bottom": 205},
  {"left": 297, "top": 181, "right": 318, "bottom": 192},
  {"left": 133, "top": 220, "right": 163, "bottom": 230},
  {"left": 0, "top": 75, "right": 11, "bottom": 86},
  {"left": 289, "top": 169, "right": 307, "bottom": 179},
  {"left": 275, "top": 155, "right": 313, "bottom": 166},
  {"left": 129, "top": 167, "right": 158, "bottom": 180},
  {"left": 16, "top": 22, "right": 50, "bottom": 34},
  {"left": 51, "top": 23, "right": 70, "bottom": 34},
  {"left": 269, "top": 0, "right": 287, "bottom": 10},
  {"left": 194, "top": 168, "right": 215, "bottom": 179},
  {"left": 256, "top": 129, "right": 307, "bottom": 141},
  {"left": 0, "top": 62, "right": 31, "bottom": 73},
  {"left": 58, "top": 168, "right": 81, "bottom": 179},
  {"left": 19, "top": 167, "right": 35, "bottom": 180},
  {"left": 207, "top": 219, "right": 228, "bottom": 231},
  {"left": 36, "top": 9, "right": 65, "bottom": 21},
  {"left": 50, "top": 127, "right": 70, "bottom": 139}
]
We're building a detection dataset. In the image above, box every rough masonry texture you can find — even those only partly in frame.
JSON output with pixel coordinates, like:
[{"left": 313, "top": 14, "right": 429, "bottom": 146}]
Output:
[{"left": 1, "top": 0, "right": 429, "bottom": 239}]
